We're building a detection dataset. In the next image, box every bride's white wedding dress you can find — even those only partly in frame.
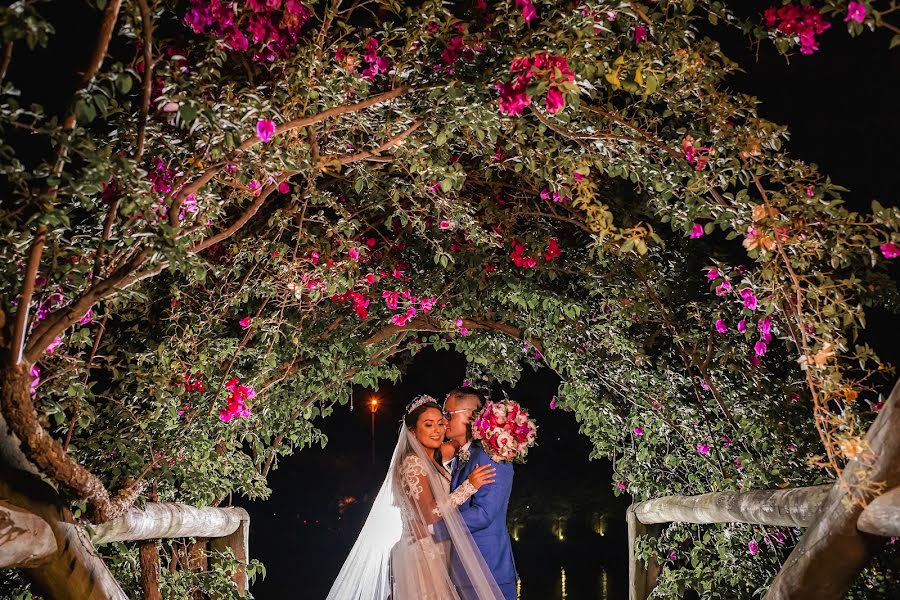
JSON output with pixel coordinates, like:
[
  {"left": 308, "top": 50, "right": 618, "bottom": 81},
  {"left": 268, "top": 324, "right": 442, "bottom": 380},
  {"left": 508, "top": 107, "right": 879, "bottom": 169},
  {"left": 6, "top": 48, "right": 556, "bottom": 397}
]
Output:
[
  {"left": 394, "top": 454, "right": 477, "bottom": 599},
  {"left": 326, "top": 428, "right": 503, "bottom": 600}
]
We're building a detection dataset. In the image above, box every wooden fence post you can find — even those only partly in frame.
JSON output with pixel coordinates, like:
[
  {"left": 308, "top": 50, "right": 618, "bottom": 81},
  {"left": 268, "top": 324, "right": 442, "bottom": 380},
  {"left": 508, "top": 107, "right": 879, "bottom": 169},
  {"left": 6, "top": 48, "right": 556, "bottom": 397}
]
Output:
[
  {"left": 209, "top": 507, "right": 250, "bottom": 596},
  {"left": 627, "top": 505, "right": 663, "bottom": 600}
]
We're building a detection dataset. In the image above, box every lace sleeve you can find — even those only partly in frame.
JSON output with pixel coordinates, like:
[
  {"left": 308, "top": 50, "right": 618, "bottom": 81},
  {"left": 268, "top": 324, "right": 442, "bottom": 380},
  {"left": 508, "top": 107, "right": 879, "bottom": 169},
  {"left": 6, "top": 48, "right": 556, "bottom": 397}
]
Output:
[
  {"left": 430, "top": 480, "right": 476, "bottom": 518},
  {"left": 399, "top": 455, "right": 440, "bottom": 524}
]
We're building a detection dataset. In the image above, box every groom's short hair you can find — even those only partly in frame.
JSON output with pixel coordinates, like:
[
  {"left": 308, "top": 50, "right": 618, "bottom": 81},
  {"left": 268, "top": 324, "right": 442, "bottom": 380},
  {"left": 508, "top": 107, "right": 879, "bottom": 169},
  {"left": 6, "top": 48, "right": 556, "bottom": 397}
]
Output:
[{"left": 444, "top": 387, "right": 487, "bottom": 410}]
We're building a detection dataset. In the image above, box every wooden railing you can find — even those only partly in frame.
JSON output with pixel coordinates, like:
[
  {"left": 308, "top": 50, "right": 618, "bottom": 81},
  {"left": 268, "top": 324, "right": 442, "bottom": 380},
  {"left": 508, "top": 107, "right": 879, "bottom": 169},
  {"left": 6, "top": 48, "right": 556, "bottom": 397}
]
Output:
[
  {"left": 627, "top": 378, "right": 900, "bottom": 600},
  {"left": 0, "top": 502, "right": 251, "bottom": 595}
]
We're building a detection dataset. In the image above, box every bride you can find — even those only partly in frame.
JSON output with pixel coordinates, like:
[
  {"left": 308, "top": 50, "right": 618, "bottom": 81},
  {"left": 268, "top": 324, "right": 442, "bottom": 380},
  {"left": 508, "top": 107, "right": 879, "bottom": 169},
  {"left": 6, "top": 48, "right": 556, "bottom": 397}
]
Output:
[{"left": 326, "top": 395, "right": 506, "bottom": 600}]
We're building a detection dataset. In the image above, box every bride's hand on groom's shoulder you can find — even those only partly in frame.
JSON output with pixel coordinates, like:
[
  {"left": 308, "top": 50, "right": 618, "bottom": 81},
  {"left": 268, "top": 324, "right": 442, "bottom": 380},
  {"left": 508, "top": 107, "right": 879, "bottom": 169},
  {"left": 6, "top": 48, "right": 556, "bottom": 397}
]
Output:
[{"left": 467, "top": 464, "right": 496, "bottom": 490}]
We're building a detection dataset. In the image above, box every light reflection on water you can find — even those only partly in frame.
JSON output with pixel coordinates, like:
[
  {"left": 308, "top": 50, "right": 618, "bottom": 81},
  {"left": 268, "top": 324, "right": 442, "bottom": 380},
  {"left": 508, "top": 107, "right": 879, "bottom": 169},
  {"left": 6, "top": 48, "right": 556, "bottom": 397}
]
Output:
[{"left": 517, "top": 566, "right": 610, "bottom": 600}]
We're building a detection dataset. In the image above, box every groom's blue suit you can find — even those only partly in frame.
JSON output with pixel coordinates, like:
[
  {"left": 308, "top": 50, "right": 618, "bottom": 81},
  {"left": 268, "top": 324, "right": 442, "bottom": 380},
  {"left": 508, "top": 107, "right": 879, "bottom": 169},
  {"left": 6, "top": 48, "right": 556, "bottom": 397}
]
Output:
[{"left": 435, "top": 441, "right": 517, "bottom": 600}]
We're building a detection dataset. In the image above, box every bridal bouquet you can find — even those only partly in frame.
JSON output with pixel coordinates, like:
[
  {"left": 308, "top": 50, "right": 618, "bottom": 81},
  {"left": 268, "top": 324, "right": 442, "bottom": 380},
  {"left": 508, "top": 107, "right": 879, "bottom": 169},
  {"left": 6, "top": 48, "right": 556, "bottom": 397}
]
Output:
[{"left": 471, "top": 400, "right": 538, "bottom": 464}]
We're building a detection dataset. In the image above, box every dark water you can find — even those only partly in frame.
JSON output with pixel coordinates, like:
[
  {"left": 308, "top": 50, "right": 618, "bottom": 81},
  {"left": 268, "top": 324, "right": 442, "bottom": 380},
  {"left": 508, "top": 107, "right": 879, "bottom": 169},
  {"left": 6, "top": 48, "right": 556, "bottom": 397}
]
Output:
[
  {"left": 244, "top": 502, "right": 628, "bottom": 599},
  {"left": 240, "top": 349, "right": 630, "bottom": 599}
]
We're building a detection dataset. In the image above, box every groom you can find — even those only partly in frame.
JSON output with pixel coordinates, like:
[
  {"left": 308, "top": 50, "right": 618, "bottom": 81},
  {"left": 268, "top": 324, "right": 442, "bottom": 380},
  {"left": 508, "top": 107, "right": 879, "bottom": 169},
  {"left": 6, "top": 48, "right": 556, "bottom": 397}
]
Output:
[{"left": 435, "top": 387, "right": 517, "bottom": 600}]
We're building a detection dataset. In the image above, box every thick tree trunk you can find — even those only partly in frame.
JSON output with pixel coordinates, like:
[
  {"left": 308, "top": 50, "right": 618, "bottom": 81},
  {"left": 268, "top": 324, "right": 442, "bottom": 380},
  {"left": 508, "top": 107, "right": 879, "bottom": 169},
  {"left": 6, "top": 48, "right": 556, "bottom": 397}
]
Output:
[
  {"left": 138, "top": 540, "right": 162, "bottom": 600},
  {"left": 632, "top": 484, "right": 832, "bottom": 527},
  {"left": 0, "top": 450, "right": 127, "bottom": 599},
  {"left": 0, "top": 500, "right": 57, "bottom": 568},
  {"left": 764, "top": 378, "right": 900, "bottom": 600},
  {"left": 91, "top": 503, "right": 245, "bottom": 544},
  {"left": 857, "top": 486, "right": 900, "bottom": 537},
  {"left": 1, "top": 360, "right": 127, "bottom": 600}
]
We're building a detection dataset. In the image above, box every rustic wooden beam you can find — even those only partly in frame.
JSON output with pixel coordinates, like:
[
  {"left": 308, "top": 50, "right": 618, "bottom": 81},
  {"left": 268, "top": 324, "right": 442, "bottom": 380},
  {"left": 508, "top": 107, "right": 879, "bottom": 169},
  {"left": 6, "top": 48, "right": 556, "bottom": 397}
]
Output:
[
  {"left": 0, "top": 500, "right": 57, "bottom": 568},
  {"left": 209, "top": 507, "right": 250, "bottom": 596},
  {"left": 0, "top": 450, "right": 127, "bottom": 599},
  {"left": 626, "top": 506, "right": 662, "bottom": 600},
  {"left": 91, "top": 503, "right": 244, "bottom": 544},
  {"left": 765, "top": 378, "right": 900, "bottom": 600},
  {"left": 857, "top": 486, "right": 900, "bottom": 537},
  {"left": 632, "top": 485, "right": 832, "bottom": 528},
  {"left": 138, "top": 540, "right": 162, "bottom": 600}
]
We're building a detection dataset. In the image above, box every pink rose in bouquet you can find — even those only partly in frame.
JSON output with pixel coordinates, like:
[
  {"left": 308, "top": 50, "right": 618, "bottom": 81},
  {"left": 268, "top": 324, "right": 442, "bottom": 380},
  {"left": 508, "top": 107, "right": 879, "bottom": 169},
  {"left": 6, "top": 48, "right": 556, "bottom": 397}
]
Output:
[{"left": 471, "top": 399, "right": 538, "bottom": 463}]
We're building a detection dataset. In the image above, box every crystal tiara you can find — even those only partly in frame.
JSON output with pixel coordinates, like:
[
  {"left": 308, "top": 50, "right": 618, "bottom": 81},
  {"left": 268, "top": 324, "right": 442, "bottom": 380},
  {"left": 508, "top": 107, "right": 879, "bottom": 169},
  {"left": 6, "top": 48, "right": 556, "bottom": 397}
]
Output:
[{"left": 405, "top": 394, "right": 438, "bottom": 415}]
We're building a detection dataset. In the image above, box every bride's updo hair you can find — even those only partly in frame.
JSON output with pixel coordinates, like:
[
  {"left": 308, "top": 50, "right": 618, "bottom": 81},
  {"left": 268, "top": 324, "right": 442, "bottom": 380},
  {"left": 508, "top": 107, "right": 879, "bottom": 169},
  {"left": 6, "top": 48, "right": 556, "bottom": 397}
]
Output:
[{"left": 404, "top": 395, "right": 443, "bottom": 430}]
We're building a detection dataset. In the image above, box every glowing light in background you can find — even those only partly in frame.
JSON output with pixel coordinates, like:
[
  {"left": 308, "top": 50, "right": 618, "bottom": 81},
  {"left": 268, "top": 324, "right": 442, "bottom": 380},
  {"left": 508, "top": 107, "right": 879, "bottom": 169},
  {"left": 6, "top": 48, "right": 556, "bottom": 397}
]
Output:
[
  {"left": 516, "top": 578, "right": 521, "bottom": 600},
  {"left": 560, "top": 567, "right": 567, "bottom": 600}
]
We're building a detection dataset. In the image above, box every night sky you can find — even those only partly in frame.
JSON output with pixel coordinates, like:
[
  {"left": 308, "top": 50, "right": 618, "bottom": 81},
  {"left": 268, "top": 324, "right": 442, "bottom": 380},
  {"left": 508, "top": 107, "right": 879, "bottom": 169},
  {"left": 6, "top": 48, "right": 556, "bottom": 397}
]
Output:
[{"left": 238, "top": 21, "right": 900, "bottom": 600}]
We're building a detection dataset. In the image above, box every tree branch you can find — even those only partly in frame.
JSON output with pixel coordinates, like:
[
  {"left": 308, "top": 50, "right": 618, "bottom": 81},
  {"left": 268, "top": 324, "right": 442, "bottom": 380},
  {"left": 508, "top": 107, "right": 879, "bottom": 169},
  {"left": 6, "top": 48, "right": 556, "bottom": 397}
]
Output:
[
  {"left": 134, "top": 0, "right": 154, "bottom": 163},
  {"left": 9, "top": 227, "right": 47, "bottom": 366},
  {"left": 169, "top": 86, "right": 412, "bottom": 222}
]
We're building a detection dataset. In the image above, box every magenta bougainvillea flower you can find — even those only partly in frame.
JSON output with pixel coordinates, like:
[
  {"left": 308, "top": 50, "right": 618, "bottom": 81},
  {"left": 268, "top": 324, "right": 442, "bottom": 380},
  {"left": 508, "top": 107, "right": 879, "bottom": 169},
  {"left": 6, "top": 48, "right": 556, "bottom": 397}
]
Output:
[
  {"left": 239, "top": 317, "right": 251, "bottom": 328},
  {"left": 633, "top": 426, "right": 644, "bottom": 436},
  {"left": 715, "top": 279, "right": 732, "bottom": 296},
  {"left": 748, "top": 540, "right": 760, "bottom": 555},
  {"left": 256, "top": 118, "right": 276, "bottom": 142},
  {"left": 362, "top": 37, "right": 391, "bottom": 80},
  {"left": 740, "top": 288, "right": 758, "bottom": 310},
  {"left": 690, "top": 223, "right": 705, "bottom": 238},
  {"left": 515, "top": 0, "right": 538, "bottom": 23},
  {"left": 382, "top": 290, "right": 399, "bottom": 310},
  {"left": 544, "top": 238, "right": 562, "bottom": 261},
  {"left": 696, "top": 443, "right": 710, "bottom": 455},
  {"left": 497, "top": 52, "right": 575, "bottom": 116},
  {"left": 634, "top": 25, "right": 647, "bottom": 45},
  {"left": 737, "top": 319, "right": 747, "bottom": 333},
  {"left": 220, "top": 377, "right": 254, "bottom": 422},
  {"left": 715, "top": 319, "right": 727, "bottom": 333},
  {"left": 348, "top": 247, "right": 360, "bottom": 261},
  {"left": 544, "top": 87, "right": 565, "bottom": 113},
  {"left": 880, "top": 242, "right": 900, "bottom": 259},
  {"left": 706, "top": 268, "right": 720, "bottom": 280},
  {"left": 46, "top": 336, "right": 62, "bottom": 354},
  {"left": 763, "top": 3, "right": 831, "bottom": 54},
  {"left": 758, "top": 317, "right": 772, "bottom": 342},
  {"left": 616, "top": 481, "right": 627, "bottom": 490},
  {"left": 79, "top": 309, "right": 95, "bottom": 325},
  {"left": 845, "top": 2, "right": 866, "bottom": 23},
  {"left": 754, "top": 340, "right": 768, "bottom": 357}
]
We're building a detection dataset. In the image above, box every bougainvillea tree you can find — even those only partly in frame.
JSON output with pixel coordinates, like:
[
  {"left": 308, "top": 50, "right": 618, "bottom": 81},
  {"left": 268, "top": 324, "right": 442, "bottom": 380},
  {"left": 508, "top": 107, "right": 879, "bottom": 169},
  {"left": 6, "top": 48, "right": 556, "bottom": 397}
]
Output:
[{"left": 1, "top": 1, "right": 898, "bottom": 598}]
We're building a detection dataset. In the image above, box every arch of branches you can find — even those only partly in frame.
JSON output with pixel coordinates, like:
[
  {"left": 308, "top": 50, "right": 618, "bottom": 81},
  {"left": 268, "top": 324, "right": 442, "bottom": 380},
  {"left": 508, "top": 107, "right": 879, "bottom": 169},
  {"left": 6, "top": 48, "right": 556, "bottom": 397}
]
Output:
[{"left": 1, "top": 1, "right": 899, "bottom": 598}]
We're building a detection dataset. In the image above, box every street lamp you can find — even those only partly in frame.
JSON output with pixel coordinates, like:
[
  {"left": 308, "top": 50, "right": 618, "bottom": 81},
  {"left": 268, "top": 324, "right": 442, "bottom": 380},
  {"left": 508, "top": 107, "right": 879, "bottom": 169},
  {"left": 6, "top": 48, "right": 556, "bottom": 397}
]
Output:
[{"left": 369, "top": 396, "right": 379, "bottom": 464}]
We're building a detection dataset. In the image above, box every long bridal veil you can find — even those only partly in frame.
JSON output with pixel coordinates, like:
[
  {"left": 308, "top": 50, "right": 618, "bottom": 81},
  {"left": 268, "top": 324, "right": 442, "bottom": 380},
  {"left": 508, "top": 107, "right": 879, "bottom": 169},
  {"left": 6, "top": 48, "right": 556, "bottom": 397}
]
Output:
[{"left": 326, "top": 425, "right": 504, "bottom": 600}]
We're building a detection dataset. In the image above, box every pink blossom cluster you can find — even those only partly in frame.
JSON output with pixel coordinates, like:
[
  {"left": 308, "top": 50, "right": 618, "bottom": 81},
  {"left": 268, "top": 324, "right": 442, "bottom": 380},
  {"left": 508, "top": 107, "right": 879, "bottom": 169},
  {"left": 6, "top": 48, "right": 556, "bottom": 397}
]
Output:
[
  {"left": 681, "top": 136, "right": 710, "bottom": 171},
  {"left": 437, "top": 35, "right": 485, "bottom": 73},
  {"left": 471, "top": 400, "right": 538, "bottom": 464},
  {"left": 510, "top": 238, "right": 562, "bottom": 267},
  {"left": 220, "top": 377, "right": 254, "bottom": 422},
  {"left": 184, "top": 0, "right": 312, "bottom": 62},
  {"left": 763, "top": 4, "right": 831, "bottom": 55},
  {"left": 382, "top": 289, "right": 437, "bottom": 326},
  {"left": 362, "top": 38, "right": 390, "bottom": 80},
  {"left": 540, "top": 187, "right": 571, "bottom": 203},
  {"left": 515, "top": 0, "right": 538, "bottom": 23},
  {"left": 331, "top": 290, "right": 370, "bottom": 318},
  {"left": 880, "top": 242, "right": 900, "bottom": 259},
  {"left": 183, "top": 372, "right": 206, "bottom": 393},
  {"left": 497, "top": 52, "right": 575, "bottom": 116}
]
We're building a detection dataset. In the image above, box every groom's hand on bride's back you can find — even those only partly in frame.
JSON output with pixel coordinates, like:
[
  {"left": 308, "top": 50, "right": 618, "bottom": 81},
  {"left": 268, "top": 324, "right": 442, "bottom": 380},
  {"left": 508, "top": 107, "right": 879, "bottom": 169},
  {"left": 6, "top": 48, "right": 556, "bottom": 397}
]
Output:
[{"left": 467, "top": 464, "right": 496, "bottom": 490}]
